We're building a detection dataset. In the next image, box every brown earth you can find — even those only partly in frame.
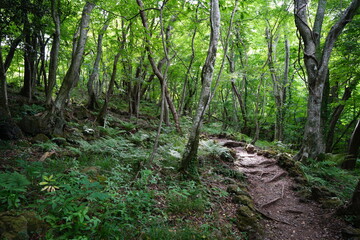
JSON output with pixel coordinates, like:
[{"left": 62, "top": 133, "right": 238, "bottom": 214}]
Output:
[{"left": 216, "top": 138, "right": 346, "bottom": 240}]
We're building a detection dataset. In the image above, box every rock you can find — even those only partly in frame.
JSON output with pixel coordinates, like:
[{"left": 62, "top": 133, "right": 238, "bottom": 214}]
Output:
[
  {"left": 220, "top": 150, "right": 236, "bottom": 162},
  {"left": 223, "top": 141, "right": 245, "bottom": 148},
  {"left": 257, "top": 149, "right": 278, "bottom": 158},
  {"left": 32, "top": 133, "right": 49, "bottom": 143},
  {"left": 18, "top": 115, "right": 49, "bottom": 135},
  {"left": 233, "top": 194, "right": 254, "bottom": 208},
  {"left": 236, "top": 205, "right": 261, "bottom": 236},
  {"left": 320, "top": 197, "right": 343, "bottom": 209},
  {"left": 227, "top": 184, "right": 248, "bottom": 196},
  {"left": 311, "top": 186, "right": 337, "bottom": 201},
  {"left": 245, "top": 144, "right": 256, "bottom": 154},
  {"left": 52, "top": 137, "right": 67, "bottom": 146},
  {"left": 0, "top": 211, "right": 44, "bottom": 240},
  {"left": 227, "top": 184, "right": 241, "bottom": 194},
  {"left": 0, "top": 116, "right": 23, "bottom": 140}
]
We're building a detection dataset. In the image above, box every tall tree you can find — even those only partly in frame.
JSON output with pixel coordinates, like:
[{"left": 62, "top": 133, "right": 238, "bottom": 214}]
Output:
[
  {"left": 46, "top": 0, "right": 61, "bottom": 106},
  {"left": 180, "top": 0, "right": 220, "bottom": 179},
  {"left": 293, "top": 0, "right": 360, "bottom": 160},
  {"left": 87, "top": 14, "right": 111, "bottom": 110},
  {"left": 341, "top": 119, "right": 360, "bottom": 170},
  {"left": 51, "top": 1, "right": 95, "bottom": 134}
]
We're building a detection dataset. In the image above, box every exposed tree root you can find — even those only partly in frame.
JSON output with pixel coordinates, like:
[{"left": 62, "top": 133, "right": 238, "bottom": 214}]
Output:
[{"left": 266, "top": 171, "right": 287, "bottom": 183}]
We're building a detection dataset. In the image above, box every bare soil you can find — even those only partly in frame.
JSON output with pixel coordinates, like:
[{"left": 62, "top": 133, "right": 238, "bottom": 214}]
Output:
[{"left": 217, "top": 139, "right": 346, "bottom": 240}]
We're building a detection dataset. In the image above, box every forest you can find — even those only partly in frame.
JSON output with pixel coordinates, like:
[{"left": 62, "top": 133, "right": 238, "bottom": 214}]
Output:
[{"left": 1, "top": 0, "right": 360, "bottom": 239}]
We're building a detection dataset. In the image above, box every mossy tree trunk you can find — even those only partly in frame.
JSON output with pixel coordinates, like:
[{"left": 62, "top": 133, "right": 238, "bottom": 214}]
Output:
[{"left": 180, "top": 0, "right": 220, "bottom": 179}]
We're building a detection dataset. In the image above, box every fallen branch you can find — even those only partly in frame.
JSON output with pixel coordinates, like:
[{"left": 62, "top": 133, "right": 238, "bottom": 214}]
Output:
[{"left": 266, "top": 171, "right": 287, "bottom": 183}]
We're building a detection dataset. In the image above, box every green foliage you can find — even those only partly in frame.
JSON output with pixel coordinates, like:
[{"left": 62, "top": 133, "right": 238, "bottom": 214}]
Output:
[
  {"left": 0, "top": 172, "right": 30, "bottom": 210},
  {"left": 199, "top": 140, "right": 231, "bottom": 160},
  {"left": 20, "top": 104, "right": 46, "bottom": 115},
  {"left": 167, "top": 181, "right": 209, "bottom": 214},
  {"left": 33, "top": 141, "right": 59, "bottom": 151},
  {"left": 301, "top": 159, "right": 358, "bottom": 201}
]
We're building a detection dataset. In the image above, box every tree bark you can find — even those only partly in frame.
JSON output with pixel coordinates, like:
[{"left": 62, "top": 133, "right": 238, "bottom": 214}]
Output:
[
  {"left": 98, "top": 53, "right": 120, "bottom": 126},
  {"left": 326, "top": 79, "right": 357, "bottom": 152},
  {"left": 293, "top": 0, "right": 360, "bottom": 161},
  {"left": 341, "top": 119, "right": 360, "bottom": 170},
  {"left": 180, "top": 0, "right": 220, "bottom": 179},
  {"left": 87, "top": 16, "right": 110, "bottom": 110},
  {"left": 46, "top": 0, "right": 61, "bottom": 106},
  {"left": 53, "top": 1, "right": 95, "bottom": 112}
]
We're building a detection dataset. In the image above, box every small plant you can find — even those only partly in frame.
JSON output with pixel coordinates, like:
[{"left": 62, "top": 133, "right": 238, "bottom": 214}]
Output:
[
  {"left": 0, "top": 172, "right": 30, "bottom": 210},
  {"left": 21, "top": 104, "right": 45, "bottom": 115},
  {"left": 40, "top": 175, "right": 59, "bottom": 192}
]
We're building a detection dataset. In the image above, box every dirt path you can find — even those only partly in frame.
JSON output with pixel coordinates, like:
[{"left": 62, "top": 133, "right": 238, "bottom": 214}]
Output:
[{"left": 217, "top": 139, "right": 346, "bottom": 240}]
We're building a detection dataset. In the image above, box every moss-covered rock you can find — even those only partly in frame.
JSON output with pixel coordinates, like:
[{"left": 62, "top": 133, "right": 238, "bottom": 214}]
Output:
[
  {"left": 233, "top": 194, "right": 254, "bottom": 209},
  {"left": 257, "top": 149, "right": 278, "bottom": 158},
  {"left": 32, "top": 133, "right": 49, "bottom": 143},
  {"left": 0, "top": 211, "right": 44, "bottom": 240},
  {"left": 320, "top": 197, "right": 343, "bottom": 209}
]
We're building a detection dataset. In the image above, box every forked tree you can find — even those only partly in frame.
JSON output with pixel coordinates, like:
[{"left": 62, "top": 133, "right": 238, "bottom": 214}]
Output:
[{"left": 294, "top": 0, "right": 360, "bottom": 160}]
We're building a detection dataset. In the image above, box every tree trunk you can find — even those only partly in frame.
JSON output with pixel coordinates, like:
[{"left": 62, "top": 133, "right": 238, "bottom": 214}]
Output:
[
  {"left": 98, "top": 53, "right": 120, "bottom": 126},
  {"left": 46, "top": 0, "right": 61, "bottom": 106},
  {"left": 180, "top": 0, "right": 220, "bottom": 179},
  {"left": 341, "top": 119, "right": 360, "bottom": 170},
  {"left": 136, "top": 0, "right": 182, "bottom": 134},
  {"left": 293, "top": 0, "right": 360, "bottom": 161},
  {"left": 326, "top": 81, "right": 356, "bottom": 152},
  {"left": 87, "top": 16, "right": 110, "bottom": 110},
  {"left": 53, "top": 1, "right": 95, "bottom": 112}
]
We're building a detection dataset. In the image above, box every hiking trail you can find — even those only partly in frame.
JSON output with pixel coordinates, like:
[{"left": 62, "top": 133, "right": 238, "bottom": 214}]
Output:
[{"left": 216, "top": 138, "right": 346, "bottom": 240}]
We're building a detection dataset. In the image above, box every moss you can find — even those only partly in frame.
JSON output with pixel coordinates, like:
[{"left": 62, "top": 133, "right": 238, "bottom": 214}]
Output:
[
  {"left": 32, "top": 133, "right": 49, "bottom": 143},
  {"left": 0, "top": 213, "right": 28, "bottom": 240},
  {"left": 233, "top": 195, "right": 254, "bottom": 209}
]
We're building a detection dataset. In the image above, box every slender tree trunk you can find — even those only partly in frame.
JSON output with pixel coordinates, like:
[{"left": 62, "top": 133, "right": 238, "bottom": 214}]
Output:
[
  {"left": 0, "top": 50, "right": 9, "bottom": 116},
  {"left": 136, "top": 0, "right": 182, "bottom": 134},
  {"left": 293, "top": 0, "right": 360, "bottom": 160},
  {"left": 326, "top": 81, "right": 356, "bottom": 152},
  {"left": 98, "top": 53, "right": 120, "bottom": 125},
  {"left": 180, "top": 0, "right": 220, "bottom": 179},
  {"left": 46, "top": 0, "right": 61, "bottom": 106},
  {"left": 87, "top": 16, "right": 110, "bottom": 110}
]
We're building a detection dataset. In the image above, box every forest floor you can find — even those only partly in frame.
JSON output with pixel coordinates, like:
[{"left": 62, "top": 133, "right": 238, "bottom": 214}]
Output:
[{"left": 216, "top": 138, "right": 347, "bottom": 240}]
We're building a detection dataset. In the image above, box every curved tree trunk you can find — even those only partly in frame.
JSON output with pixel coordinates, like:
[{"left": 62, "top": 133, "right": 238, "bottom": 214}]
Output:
[
  {"left": 180, "top": 0, "right": 220, "bottom": 179},
  {"left": 136, "top": 0, "right": 182, "bottom": 134}
]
